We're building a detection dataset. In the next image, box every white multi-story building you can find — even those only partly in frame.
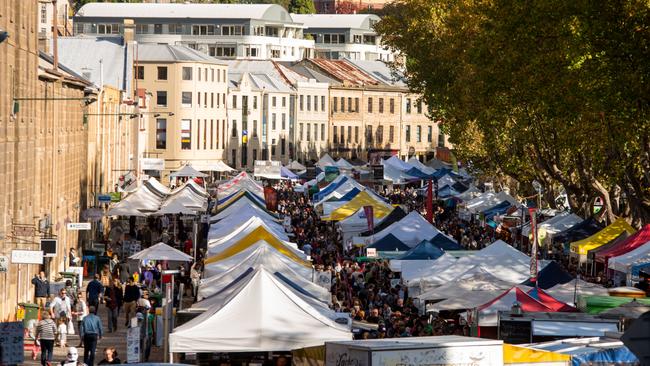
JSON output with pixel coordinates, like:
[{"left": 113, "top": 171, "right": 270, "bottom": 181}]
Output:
[
  {"left": 226, "top": 61, "right": 296, "bottom": 170},
  {"left": 73, "top": 2, "right": 315, "bottom": 61},
  {"left": 37, "top": 0, "right": 73, "bottom": 52},
  {"left": 292, "top": 14, "right": 394, "bottom": 61}
]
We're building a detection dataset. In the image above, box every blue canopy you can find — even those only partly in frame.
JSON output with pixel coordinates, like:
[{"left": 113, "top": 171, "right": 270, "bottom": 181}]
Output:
[
  {"left": 397, "top": 240, "right": 445, "bottom": 260},
  {"left": 438, "top": 185, "right": 460, "bottom": 198},
  {"left": 405, "top": 167, "right": 436, "bottom": 180},
  {"left": 368, "top": 233, "right": 410, "bottom": 252},
  {"left": 280, "top": 166, "right": 298, "bottom": 180},
  {"left": 334, "top": 187, "right": 361, "bottom": 202},
  {"left": 313, "top": 176, "right": 349, "bottom": 201},
  {"left": 521, "top": 261, "right": 573, "bottom": 289},
  {"left": 432, "top": 168, "right": 454, "bottom": 179},
  {"left": 552, "top": 217, "right": 603, "bottom": 245},
  {"left": 429, "top": 233, "right": 463, "bottom": 250},
  {"left": 481, "top": 200, "right": 512, "bottom": 220},
  {"left": 568, "top": 346, "right": 639, "bottom": 366}
]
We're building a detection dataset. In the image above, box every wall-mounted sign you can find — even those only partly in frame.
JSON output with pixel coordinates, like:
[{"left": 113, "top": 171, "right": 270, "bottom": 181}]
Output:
[
  {"left": 67, "top": 222, "right": 91, "bottom": 231},
  {"left": 141, "top": 158, "right": 165, "bottom": 171},
  {"left": 98, "top": 194, "right": 112, "bottom": 203},
  {"left": 11, "top": 250, "right": 43, "bottom": 265}
]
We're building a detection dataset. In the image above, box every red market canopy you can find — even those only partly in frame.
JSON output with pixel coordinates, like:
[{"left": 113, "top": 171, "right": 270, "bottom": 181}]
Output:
[{"left": 595, "top": 224, "right": 650, "bottom": 264}]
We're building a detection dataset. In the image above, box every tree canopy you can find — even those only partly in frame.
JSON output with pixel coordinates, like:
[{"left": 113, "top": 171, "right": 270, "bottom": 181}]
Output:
[{"left": 376, "top": 0, "right": 650, "bottom": 226}]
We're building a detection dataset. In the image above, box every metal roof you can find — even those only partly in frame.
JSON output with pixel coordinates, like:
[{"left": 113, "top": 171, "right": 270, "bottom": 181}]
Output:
[
  {"left": 308, "top": 58, "right": 379, "bottom": 86},
  {"left": 76, "top": 3, "right": 296, "bottom": 23},
  {"left": 57, "top": 37, "right": 131, "bottom": 90},
  {"left": 137, "top": 44, "right": 225, "bottom": 64},
  {"left": 226, "top": 60, "right": 294, "bottom": 92},
  {"left": 279, "top": 61, "right": 341, "bottom": 85},
  {"left": 291, "top": 14, "right": 381, "bottom": 30},
  {"left": 346, "top": 59, "right": 407, "bottom": 87}
]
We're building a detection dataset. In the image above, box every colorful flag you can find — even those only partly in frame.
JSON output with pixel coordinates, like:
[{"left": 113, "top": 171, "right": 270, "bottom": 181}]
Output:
[{"left": 426, "top": 179, "right": 433, "bottom": 223}]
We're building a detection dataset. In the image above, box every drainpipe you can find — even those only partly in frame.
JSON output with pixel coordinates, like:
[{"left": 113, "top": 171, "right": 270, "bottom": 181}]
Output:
[{"left": 52, "top": 0, "right": 58, "bottom": 70}]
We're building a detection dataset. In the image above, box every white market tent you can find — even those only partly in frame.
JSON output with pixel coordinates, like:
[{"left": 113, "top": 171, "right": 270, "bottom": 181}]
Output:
[
  {"left": 407, "top": 157, "right": 436, "bottom": 175},
  {"left": 153, "top": 200, "right": 197, "bottom": 216},
  {"left": 338, "top": 207, "right": 375, "bottom": 243},
  {"left": 399, "top": 253, "right": 458, "bottom": 285},
  {"left": 208, "top": 215, "right": 286, "bottom": 245},
  {"left": 169, "top": 268, "right": 351, "bottom": 353},
  {"left": 522, "top": 212, "right": 582, "bottom": 238},
  {"left": 417, "top": 267, "right": 517, "bottom": 302},
  {"left": 316, "top": 153, "right": 336, "bottom": 168},
  {"left": 455, "top": 186, "right": 481, "bottom": 202},
  {"left": 207, "top": 216, "right": 294, "bottom": 252},
  {"left": 217, "top": 172, "right": 264, "bottom": 200},
  {"left": 145, "top": 177, "right": 171, "bottom": 195},
  {"left": 212, "top": 198, "right": 277, "bottom": 223},
  {"left": 356, "top": 211, "right": 441, "bottom": 248},
  {"left": 165, "top": 185, "right": 207, "bottom": 210},
  {"left": 119, "top": 184, "right": 165, "bottom": 212},
  {"left": 545, "top": 279, "right": 609, "bottom": 306},
  {"left": 204, "top": 240, "right": 312, "bottom": 279},
  {"left": 464, "top": 191, "right": 519, "bottom": 214},
  {"left": 607, "top": 240, "right": 650, "bottom": 274},
  {"left": 389, "top": 252, "right": 456, "bottom": 274},
  {"left": 437, "top": 174, "right": 457, "bottom": 189},
  {"left": 286, "top": 160, "right": 307, "bottom": 171},
  {"left": 129, "top": 242, "right": 193, "bottom": 262},
  {"left": 169, "top": 164, "right": 208, "bottom": 178},
  {"left": 335, "top": 158, "right": 354, "bottom": 169},
  {"left": 107, "top": 200, "right": 147, "bottom": 216},
  {"left": 198, "top": 244, "right": 328, "bottom": 303}
]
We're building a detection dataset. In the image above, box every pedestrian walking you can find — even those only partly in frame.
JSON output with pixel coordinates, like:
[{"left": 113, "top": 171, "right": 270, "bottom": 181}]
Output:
[
  {"left": 122, "top": 277, "right": 140, "bottom": 326},
  {"left": 36, "top": 312, "right": 57, "bottom": 366},
  {"left": 80, "top": 306, "right": 103, "bottom": 366},
  {"left": 32, "top": 271, "right": 50, "bottom": 309},
  {"left": 104, "top": 279, "right": 123, "bottom": 333},
  {"left": 97, "top": 346, "right": 121, "bottom": 364},
  {"left": 50, "top": 288, "right": 73, "bottom": 321},
  {"left": 86, "top": 274, "right": 104, "bottom": 313},
  {"left": 72, "top": 291, "right": 88, "bottom": 347}
]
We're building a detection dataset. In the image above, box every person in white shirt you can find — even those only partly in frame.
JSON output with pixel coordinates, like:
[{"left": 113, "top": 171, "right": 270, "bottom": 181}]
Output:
[{"left": 50, "top": 289, "right": 72, "bottom": 321}]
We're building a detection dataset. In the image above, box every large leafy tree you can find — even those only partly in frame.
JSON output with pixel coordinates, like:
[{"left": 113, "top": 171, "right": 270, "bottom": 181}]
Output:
[
  {"left": 376, "top": 0, "right": 650, "bottom": 225},
  {"left": 288, "top": 0, "right": 316, "bottom": 14}
]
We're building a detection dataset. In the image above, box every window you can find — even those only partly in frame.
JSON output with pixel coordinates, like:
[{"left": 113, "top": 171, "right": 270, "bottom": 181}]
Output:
[
  {"left": 281, "top": 114, "right": 286, "bottom": 130},
  {"left": 157, "top": 66, "right": 167, "bottom": 80},
  {"left": 210, "top": 120, "right": 214, "bottom": 149},
  {"left": 379, "top": 98, "right": 384, "bottom": 113},
  {"left": 211, "top": 93, "right": 214, "bottom": 108},
  {"left": 97, "top": 23, "right": 120, "bottom": 34},
  {"left": 307, "top": 95, "right": 311, "bottom": 111},
  {"left": 168, "top": 24, "right": 183, "bottom": 34},
  {"left": 192, "top": 25, "right": 215, "bottom": 35},
  {"left": 182, "top": 67, "right": 192, "bottom": 81},
  {"left": 271, "top": 139, "right": 276, "bottom": 156},
  {"left": 253, "top": 149, "right": 258, "bottom": 161},
  {"left": 307, "top": 124, "right": 311, "bottom": 141},
  {"left": 156, "top": 119, "right": 167, "bottom": 149},
  {"left": 363, "top": 35, "right": 376, "bottom": 44},
  {"left": 377, "top": 126, "right": 384, "bottom": 143},
  {"left": 418, "top": 101, "right": 423, "bottom": 114},
  {"left": 232, "top": 120, "right": 238, "bottom": 137},
  {"left": 323, "top": 33, "right": 345, "bottom": 44},
  {"left": 222, "top": 25, "right": 243, "bottom": 36},
  {"left": 253, "top": 96, "right": 258, "bottom": 109},
  {"left": 181, "top": 92, "right": 192, "bottom": 107},
  {"left": 438, "top": 132, "right": 446, "bottom": 147},
  {"left": 232, "top": 95, "right": 237, "bottom": 109},
  {"left": 135, "top": 66, "right": 144, "bottom": 80},
  {"left": 406, "top": 98, "right": 412, "bottom": 113},
  {"left": 300, "top": 123, "right": 304, "bottom": 140},
  {"left": 428, "top": 126, "right": 433, "bottom": 142},
  {"left": 405, "top": 125, "right": 411, "bottom": 142},
  {"left": 314, "top": 96, "right": 319, "bottom": 111},
  {"left": 253, "top": 120, "right": 258, "bottom": 137},
  {"left": 154, "top": 24, "right": 163, "bottom": 34},
  {"left": 231, "top": 149, "right": 237, "bottom": 168},
  {"left": 265, "top": 26, "right": 279, "bottom": 37},
  {"left": 314, "top": 123, "right": 318, "bottom": 140},
  {"left": 211, "top": 69, "right": 215, "bottom": 82},
  {"left": 299, "top": 95, "right": 304, "bottom": 111},
  {"left": 271, "top": 49, "right": 281, "bottom": 58},
  {"left": 340, "top": 126, "right": 345, "bottom": 143},
  {"left": 390, "top": 98, "right": 395, "bottom": 113},
  {"left": 181, "top": 119, "right": 192, "bottom": 150},
  {"left": 321, "top": 124, "right": 325, "bottom": 141},
  {"left": 341, "top": 97, "right": 345, "bottom": 113},
  {"left": 245, "top": 47, "right": 259, "bottom": 57},
  {"left": 321, "top": 96, "right": 325, "bottom": 111},
  {"left": 389, "top": 126, "right": 395, "bottom": 143},
  {"left": 272, "top": 96, "right": 277, "bottom": 107},
  {"left": 366, "top": 126, "right": 373, "bottom": 143},
  {"left": 198, "top": 69, "right": 201, "bottom": 81},
  {"left": 353, "top": 35, "right": 362, "bottom": 44},
  {"left": 416, "top": 125, "right": 422, "bottom": 142},
  {"left": 156, "top": 91, "right": 167, "bottom": 107},
  {"left": 333, "top": 97, "right": 338, "bottom": 113},
  {"left": 197, "top": 119, "right": 201, "bottom": 149},
  {"left": 367, "top": 97, "right": 373, "bottom": 113},
  {"left": 197, "top": 92, "right": 201, "bottom": 107},
  {"left": 354, "top": 97, "right": 359, "bottom": 112},
  {"left": 272, "top": 113, "right": 276, "bottom": 130},
  {"left": 282, "top": 97, "right": 286, "bottom": 107},
  {"left": 333, "top": 125, "right": 338, "bottom": 143},
  {"left": 212, "top": 46, "right": 236, "bottom": 57},
  {"left": 136, "top": 24, "right": 149, "bottom": 34},
  {"left": 347, "top": 97, "right": 352, "bottom": 112},
  {"left": 40, "top": 4, "right": 46, "bottom": 22},
  {"left": 347, "top": 126, "right": 352, "bottom": 142}
]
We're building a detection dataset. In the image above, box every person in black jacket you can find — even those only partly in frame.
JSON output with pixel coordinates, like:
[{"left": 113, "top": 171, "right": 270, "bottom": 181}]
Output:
[
  {"left": 104, "top": 279, "right": 124, "bottom": 333},
  {"left": 32, "top": 271, "right": 50, "bottom": 309},
  {"left": 122, "top": 277, "right": 141, "bottom": 326}
]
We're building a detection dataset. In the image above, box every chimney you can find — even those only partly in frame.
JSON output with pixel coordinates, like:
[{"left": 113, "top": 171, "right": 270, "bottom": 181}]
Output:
[
  {"left": 52, "top": 0, "right": 58, "bottom": 70},
  {"left": 123, "top": 19, "right": 135, "bottom": 44}
]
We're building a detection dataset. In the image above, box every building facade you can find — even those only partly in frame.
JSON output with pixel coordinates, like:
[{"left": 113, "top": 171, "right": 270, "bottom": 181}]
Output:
[
  {"left": 73, "top": 2, "right": 314, "bottom": 62},
  {"left": 136, "top": 44, "right": 229, "bottom": 182},
  {"left": 37, "top": 0, "right": 73, "bottom": 52},
  {"left": 292, "top": 14, "right": 393, "bottom": 61},
  {"left": 0, "top": 0, "right": 95, "bottom": 320}
]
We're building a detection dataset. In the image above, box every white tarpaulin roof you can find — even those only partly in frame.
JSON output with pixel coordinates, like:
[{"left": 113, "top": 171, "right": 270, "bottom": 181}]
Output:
[
  {"left": 316, "top": 153, "right": 336, "bottom": 168},
  {"left": 169, "top": 268, "right": 351, "bottom": 353},
  {"left": 208, "top": 214, "right": 285, "bottom": 243},
  {"left": 609, "top": 240, "right": 650, "bottom": 273},
  {"left": 217, "top": 172, "right": 264, "bottom": 200},
  {"left": 212, "top": 198, "right": 276, "bottom": 223},
  {"left": 191, "top": 160, "right": 235, "bottom": 172},
  {"left": 335, "top": 158, "right": 354, "bottom": 169},
  {"left": 198, "top": 244, "right": 328, "bottom": 303},
  {"left": 383, "top": 156, "right": 413, "bottom": 171},
  {"left": 338, "top": 207, "right": 372, "bottom": 234},
  {"left": 119, "top": 184, "right": 165, "bottom": 211},
  {"left": 545, "top": 279, "right": 610, "bottom": 306},
  {"left": 357, "top": 211, "right": 441, "bottom": 247},
  {"left": 417, "top": 267, "right": 516, "bottom": 301},
  {"left": 165, "top": 184, "right": 207, "bottom": 210},
  {"left": 254, "top": 160, "right": 282, "bottom": 180},
  {"left": 204, "top": 240, "right": 312, "bottom": 278},
  {"left": 399, "top": 253, "right": 458, "bottom": 284},
  {"left": 107, "top": 200, "right": 147, "bottom": 216},
  {"left": 464, "top": 191, "right": 519, "bottom": 213},
  {"left": 455, "top": 186, "right": 481, "bottom": 201},
  {"left": 207, "top": 216, "right": 293, "bottom": 252},
  {"left": 146, "top": 177, "right": 171, "bottom": 195},
  {"left": 286, "top": 160, "right": 307, "bottom": 171},
  {"left": 129, "top": 242, "right": 193, "bottom": 262},
  {"left": 438, "top": 174, "right": 457, "bottom": 188},
  {"left": 522, "top": 212, "right": 582, "bottom": 238},
  {"left": 169, "top": 164, "right": 208, "bottom": 178},
  {"left": 153, "top": 200, "right": 197, "bottom": 215},
  {"left": 407, "top": 157, "right": 436, "bottom": 175}
]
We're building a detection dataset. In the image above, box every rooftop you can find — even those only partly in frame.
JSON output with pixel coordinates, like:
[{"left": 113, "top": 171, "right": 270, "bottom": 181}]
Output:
[
  {"left": 76, "top": 3, "right": 296, "bottom": 23},
  {"left": 346, "top": 59, "right": 407, "bottom": 87},
  {"left": 308, "top": 58, "right": 379, "bottom": 86},
  {"left": 137, "top": 44, "right": 226, "bottom": 64},
  {"left": 291, "top": 14, "right": 381, "bottom": 30}
]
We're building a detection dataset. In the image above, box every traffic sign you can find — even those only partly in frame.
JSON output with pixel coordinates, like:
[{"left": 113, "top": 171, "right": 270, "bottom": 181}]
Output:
[
  {"left": 67, "top": 222, "right": 91, "bottom": 231},
  {"left": 98, "top": 194, "right": 112, "bottom": 203}
]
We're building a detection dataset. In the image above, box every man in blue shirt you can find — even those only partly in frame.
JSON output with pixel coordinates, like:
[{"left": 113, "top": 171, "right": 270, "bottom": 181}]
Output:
[
  {"left": 81, "top": 306, "right": 103, "bottom": 365},
  {"left": 86, "top": 274, "right": 104, "bottom": 313}
]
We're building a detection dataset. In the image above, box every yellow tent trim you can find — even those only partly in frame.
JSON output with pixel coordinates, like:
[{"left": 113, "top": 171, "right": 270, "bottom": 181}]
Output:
[
  {"left": 204, "top": 226, "right": 311, "bottom": 267},
  {"left": 503, "top": 344, "right": 571, "bottom": 364},
  {"left": 323, "top": 191, "right": 393, "bottom": 221},
  {"left": 570, "top": 218, "right": 636, "bottom": 255}
]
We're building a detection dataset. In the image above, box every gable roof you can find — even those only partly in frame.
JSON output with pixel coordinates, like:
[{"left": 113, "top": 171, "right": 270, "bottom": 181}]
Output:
[
  {"left": 291, "top": 13, "right": 380, "bottom": 30},
  {"left": 137, "top": 43, "right": 224, "bottom": 64}
]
